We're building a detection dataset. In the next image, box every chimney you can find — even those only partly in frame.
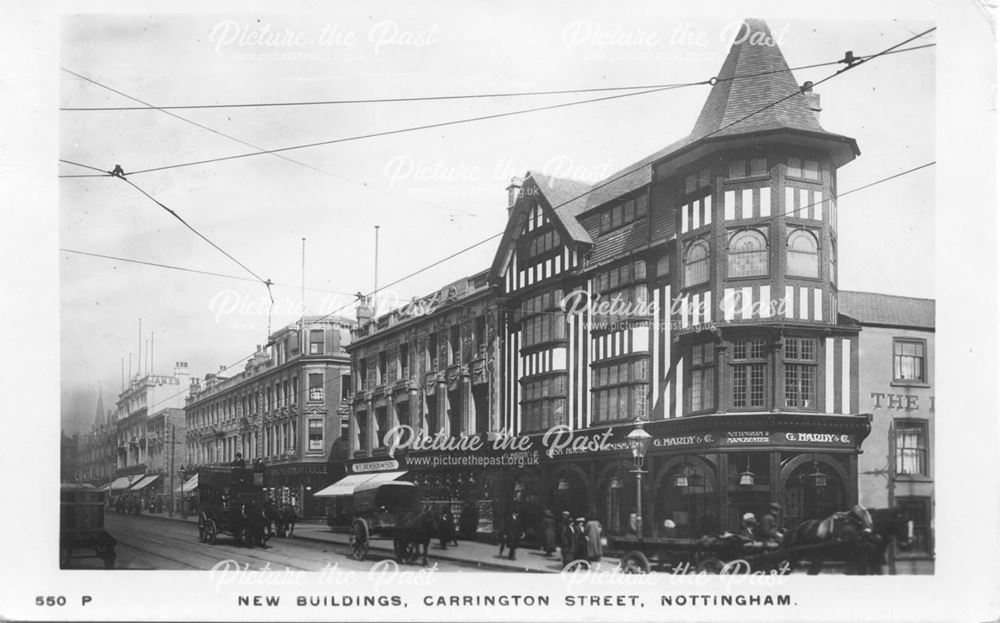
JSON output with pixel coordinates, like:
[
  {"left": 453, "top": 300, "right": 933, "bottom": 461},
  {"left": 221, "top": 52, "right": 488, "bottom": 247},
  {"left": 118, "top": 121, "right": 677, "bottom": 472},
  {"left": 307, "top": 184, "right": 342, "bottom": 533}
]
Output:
[
  {"left": 506, "top": 176, "right": 523, "bottom": 212},
  {"left": 355, "top": 293, "right": 374, "bottom": 324},
  {"left": 801, "top": 81, "right": 822, "bottom": 122},
  {"left": 173, "top": 361, "right": 189, "bottom": 379}
]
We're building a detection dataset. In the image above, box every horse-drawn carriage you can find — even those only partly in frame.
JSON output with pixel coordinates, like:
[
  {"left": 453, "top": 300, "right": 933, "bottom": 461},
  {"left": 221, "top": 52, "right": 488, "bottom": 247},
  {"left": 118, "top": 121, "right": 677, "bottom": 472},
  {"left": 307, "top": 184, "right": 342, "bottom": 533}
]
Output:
[
  {"left": 60, "top": 483, "right": 117, "bottom": 569},
  {"left": 196, "top": 466, "right": 268, "bottom": 547},
  {"left": 609, "top": 505, "right": 914, "bottom": 575},
  {"left": 347, "top": 481, "right": 434, "bottom": 564}
]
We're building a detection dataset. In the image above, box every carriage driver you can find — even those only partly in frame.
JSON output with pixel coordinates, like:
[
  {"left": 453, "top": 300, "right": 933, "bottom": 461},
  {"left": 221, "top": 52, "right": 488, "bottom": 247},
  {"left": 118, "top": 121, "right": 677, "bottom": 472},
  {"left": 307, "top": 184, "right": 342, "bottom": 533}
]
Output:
[{"left": 760, "top": 502, "right": 786, "bottom": 546}]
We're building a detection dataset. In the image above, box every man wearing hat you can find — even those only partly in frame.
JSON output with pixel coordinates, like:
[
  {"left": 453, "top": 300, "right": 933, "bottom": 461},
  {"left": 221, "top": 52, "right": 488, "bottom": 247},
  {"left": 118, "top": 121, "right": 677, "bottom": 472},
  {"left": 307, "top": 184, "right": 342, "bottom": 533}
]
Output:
[
  {"left": 572, "top": 517, "right": 588, "bottom": 562},
  {"left": 559, "top": 511, "right": 575, "bottom": 567},
  {"left": 760, "top": 502, "right": 785, "bottom": 545},
  {"left": 739, "top": 512, "right": 761, "bottom": 542}
]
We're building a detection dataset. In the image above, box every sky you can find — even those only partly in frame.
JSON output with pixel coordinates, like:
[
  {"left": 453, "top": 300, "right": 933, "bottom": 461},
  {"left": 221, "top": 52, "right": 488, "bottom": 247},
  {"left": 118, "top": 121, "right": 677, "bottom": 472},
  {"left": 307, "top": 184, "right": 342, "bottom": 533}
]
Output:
[{"left": 58, "top": 11, "right": 935, "bottom": 434}]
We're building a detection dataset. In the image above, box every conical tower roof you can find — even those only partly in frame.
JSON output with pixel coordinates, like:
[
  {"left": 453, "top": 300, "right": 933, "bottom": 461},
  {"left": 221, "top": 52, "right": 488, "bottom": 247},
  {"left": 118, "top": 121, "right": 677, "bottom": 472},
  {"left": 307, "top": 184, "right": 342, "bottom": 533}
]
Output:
[{"left": 690, "top": 18, "right": 826, "bottom": 140}]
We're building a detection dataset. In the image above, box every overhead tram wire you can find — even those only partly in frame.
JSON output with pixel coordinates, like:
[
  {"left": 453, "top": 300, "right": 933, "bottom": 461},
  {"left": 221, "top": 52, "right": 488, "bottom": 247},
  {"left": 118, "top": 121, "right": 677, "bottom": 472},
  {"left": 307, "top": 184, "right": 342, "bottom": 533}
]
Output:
[
  {"left": 59, "top": 248, "right": 364, "bottom": 298},
  {"left": 87, "top": 36, "right": 934, "bottom": 178},
  {"left": 58, "top": 41, "right": 934, "bottom": 180},
  {"left": 75, "top": 29, "right": 939, "bottom": 412},
  {"left": 137, "top": 159, "right": 935, "bottom": 415},
  {"left": 322, "top": 27, "right": 938, "bottom": 320},
  {"left": 59, "top": 43, "right": 934, "bottom": 112},
  {"left": 59, "top": 68, "right": 477, "bottom": 219},
  {"left": 114, "top": 84, "right": 707, "bottom": 176}
]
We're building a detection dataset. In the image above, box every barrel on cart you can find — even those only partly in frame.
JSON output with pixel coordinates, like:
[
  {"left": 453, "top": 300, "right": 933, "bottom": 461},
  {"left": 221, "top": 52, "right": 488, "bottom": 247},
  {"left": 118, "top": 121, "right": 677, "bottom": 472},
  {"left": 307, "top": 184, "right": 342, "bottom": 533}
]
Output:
[{"left": 60, "top": 483, "right": 117, "bottom": 569}]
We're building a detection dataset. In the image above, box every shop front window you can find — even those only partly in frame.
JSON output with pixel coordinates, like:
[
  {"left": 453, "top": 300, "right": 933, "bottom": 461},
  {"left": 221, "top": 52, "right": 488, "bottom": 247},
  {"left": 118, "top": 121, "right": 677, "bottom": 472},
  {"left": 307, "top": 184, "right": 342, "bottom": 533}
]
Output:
[
  {"left": 657, "top": 462, "right": 717, "bottom": 538},
  {"left": 782, "top": 458, "right": 845, "bottom": 528}
]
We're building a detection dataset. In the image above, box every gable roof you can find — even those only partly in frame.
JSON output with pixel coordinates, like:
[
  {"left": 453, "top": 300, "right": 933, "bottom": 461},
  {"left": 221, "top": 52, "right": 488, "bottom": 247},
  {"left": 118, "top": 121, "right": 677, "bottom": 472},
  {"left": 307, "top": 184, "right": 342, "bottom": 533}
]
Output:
[
  {"left": 838, "top": 291, "right": 935, "bottom": 330},
  {"left": 526, "top": 170, "right": 593, "bottom": 243}
]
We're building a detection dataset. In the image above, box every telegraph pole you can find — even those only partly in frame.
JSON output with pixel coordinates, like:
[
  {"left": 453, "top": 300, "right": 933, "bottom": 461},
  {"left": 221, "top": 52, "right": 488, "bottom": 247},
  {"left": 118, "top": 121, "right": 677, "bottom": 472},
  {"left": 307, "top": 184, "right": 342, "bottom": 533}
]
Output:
[{"left": 168, "top": 425, "right": 176, "bottom": 517}]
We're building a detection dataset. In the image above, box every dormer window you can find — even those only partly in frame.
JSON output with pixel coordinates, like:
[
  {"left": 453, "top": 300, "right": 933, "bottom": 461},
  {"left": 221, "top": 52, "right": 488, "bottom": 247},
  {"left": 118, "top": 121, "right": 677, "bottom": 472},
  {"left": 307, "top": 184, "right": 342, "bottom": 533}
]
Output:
[{"left": 599, "top": 194, "right": 648, "bottom": 234}]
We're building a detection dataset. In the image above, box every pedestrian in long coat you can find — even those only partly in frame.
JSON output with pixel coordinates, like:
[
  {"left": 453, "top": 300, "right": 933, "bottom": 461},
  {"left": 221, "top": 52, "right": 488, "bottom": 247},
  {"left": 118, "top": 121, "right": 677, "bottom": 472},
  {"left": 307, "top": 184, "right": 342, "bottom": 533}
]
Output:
[
  {"left": 572, "top": 517, "right": 588, "bottom": 561},
  {"left": 541, "top": 509, "right": 557, "bottom": 556},
  {"left": 505, "top": 512, "right": 524, "bottom": 560},
  {"left": 559, "top": 512, "right": 575, "bottom": 566},
  {"left": 584, "top": 515, "right": 603, "bottom": 561}
]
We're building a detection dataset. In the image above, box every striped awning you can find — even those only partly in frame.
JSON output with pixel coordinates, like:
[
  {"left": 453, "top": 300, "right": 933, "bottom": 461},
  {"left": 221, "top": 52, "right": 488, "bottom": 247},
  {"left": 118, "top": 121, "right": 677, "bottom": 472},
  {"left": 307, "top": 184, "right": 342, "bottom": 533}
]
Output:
[
  {"left": 110, "top": 475, "right": 142, "bottom": 491},
  {"left": 174, "top": 474, "right": 198, "bottom": 494},
  {"left": 313, "top": 471, "right": 407, "bottom": 498},
  {"left": 130, "top": 474, "right": 160, "bottom": 491}
]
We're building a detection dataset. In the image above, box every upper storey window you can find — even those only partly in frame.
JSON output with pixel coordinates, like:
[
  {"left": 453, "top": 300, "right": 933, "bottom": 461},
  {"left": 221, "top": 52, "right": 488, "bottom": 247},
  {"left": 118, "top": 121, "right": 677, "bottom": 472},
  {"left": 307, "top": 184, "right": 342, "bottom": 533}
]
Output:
[
  {"left": 524, "top": 229, "right": 560, "bottom": 261},
  {"left": 684, "top": 168, "right": 712, "bottom": 194},
  {"left": 727, "top": 229, "right": 768, "bottom": 278},
  {"left": 787, "top": 229, "right": 819, "bottom": 278},
  {"left": 599, "top": 194, "right": 648, "bottom": 234},
  {"left": 787, "top": 157, "right": 820, "bottom": 181},
  {"left": 728, "top": 158, "right": 767, "bottom": 179},
  {"left": 684, "top": 240, "right": 710, "bottom": 287}
]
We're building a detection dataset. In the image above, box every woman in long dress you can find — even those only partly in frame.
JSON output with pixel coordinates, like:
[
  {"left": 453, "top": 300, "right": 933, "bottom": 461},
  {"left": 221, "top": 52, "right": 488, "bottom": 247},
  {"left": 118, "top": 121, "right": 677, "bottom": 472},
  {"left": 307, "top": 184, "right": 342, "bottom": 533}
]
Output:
[{"left": 584, "top": 514, "right": 603, "bottom": 562}]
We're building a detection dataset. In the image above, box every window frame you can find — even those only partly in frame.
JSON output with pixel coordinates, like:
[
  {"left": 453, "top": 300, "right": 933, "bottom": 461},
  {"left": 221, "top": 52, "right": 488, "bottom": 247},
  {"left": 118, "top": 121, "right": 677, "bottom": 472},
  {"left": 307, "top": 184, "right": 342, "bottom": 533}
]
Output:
[
  {"left": 783, "top": 337, "right": 818, "bottom": 410},
  {"left": 894, "top": 496, "right": 933, "bottom": 558},
  {"left": 683, "top": 239, "right": 711, "bottom": 288},
  {"left": 727, "top": 229, "right": 769, "bottom": 279},
  {"left": 786, "top": 228, "right": 820, "bottom": 278},
  {"left": 688, "top": 342, "right": 716, "bottom": 413},
  {"left": 895, "top": 419, "right": 929, "bottom": 478},
  {"left": 731, "top": 339, "right": 768, "bottom": 410},
  {"left": 892, "top": 338, "right": 928, "bottom": 385}
]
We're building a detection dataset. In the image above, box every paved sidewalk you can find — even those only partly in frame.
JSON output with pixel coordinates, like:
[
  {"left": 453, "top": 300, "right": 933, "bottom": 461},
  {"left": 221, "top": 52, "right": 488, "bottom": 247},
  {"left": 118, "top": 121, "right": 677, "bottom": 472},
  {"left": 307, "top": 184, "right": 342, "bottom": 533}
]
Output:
[{"left": 130, "top": 510, "right": 616, "bottom": 573}]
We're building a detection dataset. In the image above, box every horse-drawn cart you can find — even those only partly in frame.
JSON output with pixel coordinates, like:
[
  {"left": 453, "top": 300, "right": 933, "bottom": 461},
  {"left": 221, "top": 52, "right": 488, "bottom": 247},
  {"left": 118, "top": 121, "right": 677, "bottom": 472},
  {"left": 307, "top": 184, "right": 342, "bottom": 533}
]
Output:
[
  {"left": 609, "top": 534, "right": 831, "bottom": 574},
  {"left": 60, "top": 483, "right": 117, "bottom": 569},
  {"left": 197, "top": 466, "right": 267, "bottom": 546},
  {"left": 347, "top": 481, "right": 422, "bottom": 562}
]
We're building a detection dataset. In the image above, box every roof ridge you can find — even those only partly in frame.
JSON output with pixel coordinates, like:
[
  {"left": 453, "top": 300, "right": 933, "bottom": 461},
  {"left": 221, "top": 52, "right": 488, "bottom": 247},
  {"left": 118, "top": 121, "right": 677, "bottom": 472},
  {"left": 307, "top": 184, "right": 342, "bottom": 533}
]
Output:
[{"left": 839, "top": 290, "right": 936, "bottom": 303}]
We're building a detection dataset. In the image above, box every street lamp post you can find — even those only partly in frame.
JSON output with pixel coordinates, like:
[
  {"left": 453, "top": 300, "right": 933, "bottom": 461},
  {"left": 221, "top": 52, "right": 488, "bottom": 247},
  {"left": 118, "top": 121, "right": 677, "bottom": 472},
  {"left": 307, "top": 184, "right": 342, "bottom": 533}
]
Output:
[{"left": 626, "top": 419, "right": 652, "bottom": 539}]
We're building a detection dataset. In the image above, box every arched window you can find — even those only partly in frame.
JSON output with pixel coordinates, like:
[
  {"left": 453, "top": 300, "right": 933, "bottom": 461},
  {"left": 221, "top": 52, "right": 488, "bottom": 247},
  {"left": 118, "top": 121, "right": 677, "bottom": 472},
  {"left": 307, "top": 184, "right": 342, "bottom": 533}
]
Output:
[
  {"left": 787, "top": 229, "right": 819, "bottom": 277},
  {"left": 684, "top": 240, "right": 710, "bottom": 286},
  {"left": 727, "top": 230, "right": 768, "bottom": 277}
]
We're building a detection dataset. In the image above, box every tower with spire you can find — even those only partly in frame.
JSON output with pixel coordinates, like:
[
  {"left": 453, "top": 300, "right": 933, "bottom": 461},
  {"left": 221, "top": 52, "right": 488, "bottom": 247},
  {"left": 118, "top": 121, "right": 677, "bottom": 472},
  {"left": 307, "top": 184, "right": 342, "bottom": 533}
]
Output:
[{"left": 486, "top": 17, "right": 869, "bottom": 536}]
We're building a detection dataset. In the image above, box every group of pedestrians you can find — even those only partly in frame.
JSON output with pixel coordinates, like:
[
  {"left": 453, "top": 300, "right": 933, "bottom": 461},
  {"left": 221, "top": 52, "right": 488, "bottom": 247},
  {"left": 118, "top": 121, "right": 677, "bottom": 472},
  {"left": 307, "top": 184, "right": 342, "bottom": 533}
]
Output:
[
  {"left": 497, "top": 507, "right": 604, "bottom": 566},
  {"left": 738, "top": 502, "right": 786, "bottom": 545}
]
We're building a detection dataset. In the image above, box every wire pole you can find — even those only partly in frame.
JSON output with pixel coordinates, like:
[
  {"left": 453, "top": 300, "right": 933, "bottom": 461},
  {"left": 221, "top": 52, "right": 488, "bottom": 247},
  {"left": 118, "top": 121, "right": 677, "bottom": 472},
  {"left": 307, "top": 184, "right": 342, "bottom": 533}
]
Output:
[{"left": 373, "top": 225, "right": 380, "bottom": 317}]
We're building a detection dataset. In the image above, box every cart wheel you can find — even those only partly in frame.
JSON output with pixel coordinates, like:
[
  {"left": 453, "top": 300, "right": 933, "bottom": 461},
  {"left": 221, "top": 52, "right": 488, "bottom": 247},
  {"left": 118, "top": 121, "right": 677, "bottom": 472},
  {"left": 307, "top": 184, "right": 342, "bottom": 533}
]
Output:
[
  {"left": 620, "top": 551, "right": 652, "bottom": 574},
  {"left": 207, "top": 520, "right": 218, "bottom": 545},
  {"left": 696, "top": 556, "right": 724, "bottom": 574},
  {"left": 349, "top": 519, "right": 369, "bottom": 561}
]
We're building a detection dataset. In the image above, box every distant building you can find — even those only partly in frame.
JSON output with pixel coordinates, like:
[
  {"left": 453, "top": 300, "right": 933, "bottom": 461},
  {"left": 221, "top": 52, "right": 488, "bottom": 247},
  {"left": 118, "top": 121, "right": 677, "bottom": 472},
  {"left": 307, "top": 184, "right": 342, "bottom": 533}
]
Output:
[
  {"left": 75, "top": 389, "right": 117, "bottom": 486},
  {"left": 60, "top": 431, "right": 79, "bottom": 482},
  {"left": 184, "top": 317, "right": 353, "bottom": 517},
  {"left": 842, "top": 291, "right": 934, "bottom": 573},
  {"left": 111, "top": 362, "right": 191, "bottom": 496}
]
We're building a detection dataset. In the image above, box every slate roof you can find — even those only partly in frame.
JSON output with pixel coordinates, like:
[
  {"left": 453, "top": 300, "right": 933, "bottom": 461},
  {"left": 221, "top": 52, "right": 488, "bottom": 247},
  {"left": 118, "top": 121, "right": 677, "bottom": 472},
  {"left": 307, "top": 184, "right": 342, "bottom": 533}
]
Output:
[
  {"left": 526, "top": 170, "right": 593, "bottom": 243},
  {"left": 690, "top": 18, "right": 826, "bottom": 140},
  {"left": 838, "top": 291, "right": 935, "bottom": 330}
]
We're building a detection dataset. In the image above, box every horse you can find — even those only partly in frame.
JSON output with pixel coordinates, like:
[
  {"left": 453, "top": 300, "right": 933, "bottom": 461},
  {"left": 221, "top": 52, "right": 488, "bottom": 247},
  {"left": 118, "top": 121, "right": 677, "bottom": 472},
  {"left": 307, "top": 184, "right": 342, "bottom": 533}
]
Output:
[
  {"left": 240, "top": 501, "right": 270, "bottom": 548},
  {"left": 785, "top": 505, "right": 913, "bottom": 575},
  {"left": 395, "top": 510, "right": 438, "bottom": 566}
]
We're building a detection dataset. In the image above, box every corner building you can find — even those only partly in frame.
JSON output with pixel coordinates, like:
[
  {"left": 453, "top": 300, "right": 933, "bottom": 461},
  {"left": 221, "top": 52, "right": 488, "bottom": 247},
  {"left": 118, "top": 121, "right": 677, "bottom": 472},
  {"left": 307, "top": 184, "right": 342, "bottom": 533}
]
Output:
[
  {"left": 492, "top": 19, "right": 869, "bottom": 538},
  {"left": 340, "top": 19, "right": 872, "bottom": 541}
]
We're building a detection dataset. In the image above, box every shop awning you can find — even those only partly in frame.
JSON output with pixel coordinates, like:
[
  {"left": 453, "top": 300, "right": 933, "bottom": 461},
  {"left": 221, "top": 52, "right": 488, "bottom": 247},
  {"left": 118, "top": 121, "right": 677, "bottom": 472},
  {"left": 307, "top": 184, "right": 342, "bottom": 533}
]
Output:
[
  {"left": 110, "top": 475, "right": 142, "bottom": 491},
  {"left": 130, "top": 474, "right": 160, "bottom": 491},
  {"left": 96, "top": 484, "right": 111, "bottom": 492},
  {"left": 174, "top": 474, "right": 198, "bottom": 494},
  {"left": 313, "top": 471, "right": 408, "bottom": 498}
]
